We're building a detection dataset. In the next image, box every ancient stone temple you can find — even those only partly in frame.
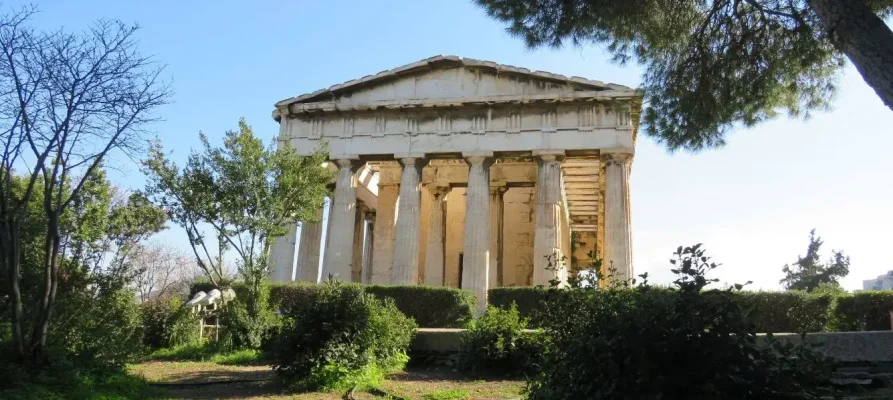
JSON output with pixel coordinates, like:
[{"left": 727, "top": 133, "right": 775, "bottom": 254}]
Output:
[{"left": 270, "top": 56, "right": 641, "bottom": 312}]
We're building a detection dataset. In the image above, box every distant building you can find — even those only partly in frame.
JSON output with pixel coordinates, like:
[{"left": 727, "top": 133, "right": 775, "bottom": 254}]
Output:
[{"left": 863, "top": 271, "right": 893, "bottom": 291}]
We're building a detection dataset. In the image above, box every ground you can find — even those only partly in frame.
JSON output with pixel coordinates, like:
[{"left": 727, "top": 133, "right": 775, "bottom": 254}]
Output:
[{"left": 129, "top": 361, "right": 525, "bottom": 400}]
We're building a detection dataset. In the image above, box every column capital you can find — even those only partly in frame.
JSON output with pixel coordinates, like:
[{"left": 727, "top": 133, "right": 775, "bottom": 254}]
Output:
[
  {"left": 489, "top": 181, "right": 507, "bottom": 195},
  {"left": 333, "top": 157, "right": 365, "bottom": 170},
  {"left": 462, "top": 152, "right": 495, "bottom": 168},
  {"left": 533, "top": 149, "right": 565, "bottom": 162},
  {"left": 600, "top": 152, "right": 633, "bottom": 166},
  {"left": 424, "top": 183, "right": 451, "bottom": 197},
  {"left": 397, "top": 156, "right": 429, "bottom": 169}
]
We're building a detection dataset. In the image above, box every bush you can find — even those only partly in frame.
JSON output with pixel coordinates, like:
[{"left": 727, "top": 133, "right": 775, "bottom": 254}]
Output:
[
  {"left": 461, "top": 304, "right": 544, "bottom": 375},
  {"left": 163, "top": 301, "right": 203, "bottom": 348},
  {"left": 273, "top": 282, "right": 417, "bottom": 392},
  {"left": 217, "top": 283, "right": 281, "bottom": 352},
  {"left": 271, "top": 282, "right": 475, "bottom": 328},
  {"left": 142, "top": 296, "right": 183, "bottom": 349},
  {"left": 488, "top": 287, "right": 553, "bottom": 325},
  {"left": 834, "top": 291, "right": 893, "bottom": 331},
  {"left": 491, "top": 286, "right": 837, "bottom": 333},
  {"left": 49, "top": 287, "right": 145, "bottom": 374},
  {"left": 527, "top": 244, "right": 836, "bottom": 400},
  {"left": 735, "top": 291, "right": 835, "bottom": 333},
  {"left": 364, "top": 285, "right": 475, "bottom": 328}
]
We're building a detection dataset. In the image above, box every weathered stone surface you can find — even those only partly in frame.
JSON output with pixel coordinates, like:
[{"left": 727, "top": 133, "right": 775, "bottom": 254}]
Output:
[
  {"left": 322, "top": 159, "right": 360, "bottom": 281},
  {"left": 269, "top": 223, "right": 297, "bottom": 282},
  {"left": 296, "top": 207, "right": 324, "bottom": 282},
  {"left": 603, "top": 152, "right": 633, "bottom": 283},
  {"left": 392, "top": 157, "right": 426, "bottom": 284},
  {"left": 462, "top": 155, "right": 492, "bottom": 315}
]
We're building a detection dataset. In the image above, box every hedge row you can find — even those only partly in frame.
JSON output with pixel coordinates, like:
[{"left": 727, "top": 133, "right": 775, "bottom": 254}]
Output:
[
  {"left": 490, "top": 287, "right": 893, "bottom": 333},
  {"left": 190, "top": 282, "right": 476, "bottom": 328},
  {"left": 188, "top": 281, "right": 893, "bottom": 332}
]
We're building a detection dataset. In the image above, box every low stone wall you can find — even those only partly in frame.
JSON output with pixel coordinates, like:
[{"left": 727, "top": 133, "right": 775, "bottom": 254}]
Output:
[
  {"left": 761, "top": 331, "right": 893, "bottom": 363},
  {"left": 410, "top": 329, "right": 893, "bottom": 364}
]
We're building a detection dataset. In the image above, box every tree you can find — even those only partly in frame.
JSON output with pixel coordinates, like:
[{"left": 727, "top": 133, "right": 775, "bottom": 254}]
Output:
[
  {"left": 131, "top": 242, "right": 193, "bottom": 302},
  {"left": 780, "top": 229, "right": 850, "bottom": 291},
  {"left": 143, "top": 119, "right": 332, "bottom": 317},
  {"left": 0, "top": 7, "right": 170, "bottom": 362},
  {"left": 1, "top": 168, "right": 165, "bottom": 370},
  {"left": 475, "top": 0, "right": 893, "bottom": 151}
]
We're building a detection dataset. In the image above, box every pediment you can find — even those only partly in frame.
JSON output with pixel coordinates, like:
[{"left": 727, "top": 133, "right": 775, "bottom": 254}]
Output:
[{"left": 275, "top": 55, "right": 632, "bottom": 111}]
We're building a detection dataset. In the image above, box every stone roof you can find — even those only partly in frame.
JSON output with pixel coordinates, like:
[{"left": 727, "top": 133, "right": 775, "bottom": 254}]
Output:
[{"left": 275, "top": 55, "right": 635, "bottom": 108}]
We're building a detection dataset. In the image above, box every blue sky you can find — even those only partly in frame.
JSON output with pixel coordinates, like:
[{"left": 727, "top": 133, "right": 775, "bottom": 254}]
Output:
[{"left": 19, "top": 0, "right": 893, "bottom": 290}]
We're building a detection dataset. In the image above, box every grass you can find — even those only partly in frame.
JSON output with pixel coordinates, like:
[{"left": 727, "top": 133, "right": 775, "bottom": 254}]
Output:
[
  {"left": 0, "top": 370, "right": 156, "bottom": 400},
  {"left": 422, "top": 389, "right": 472, "bottom": 400},
  {"left": 148, "top": 343, "right": 262, "bottom": 365}
]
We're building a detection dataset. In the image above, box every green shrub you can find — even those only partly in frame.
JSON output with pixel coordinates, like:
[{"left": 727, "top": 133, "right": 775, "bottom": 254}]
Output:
[
  {"left": 49, "top": 287, "right": 145, "bottom": 374},
  {"left": 528, "top": 244, "right": 836, "bottom": 400},
  {"left": 364, "top": 285, "right": 475, "bottom": 328},
  {"left": 217, "top": 283, "right": 281, "bottom": 352},
  {"left": 273, "top": 282, "right": 417, "bottom": 392},
  {"left": 163, "top": 302, "right": 202, "bottom": 348},
  {"left": 488, "top": 287, "right": 553, "bottom": 324},
  {"left": 271, "top": 282, "right": 475, "bottom": 328},
  {"left": 491, "top": 286, "right": 836, "bottom": 333},
  {"left": 142, "top": 296, "right": 183, "bottom": 349},
  {"left": 461, "top": 304, "right": 543, "bottom": 375},
  {"left": 735, "top": 291, "right": 835, "bottom": 333},
  {"left": 834, "top": 291, "right": 893, "bottom": 331}
]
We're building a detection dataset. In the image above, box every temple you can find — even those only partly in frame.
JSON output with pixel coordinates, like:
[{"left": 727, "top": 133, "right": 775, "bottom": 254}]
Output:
[{"left": 269, "top": 55, "right": 641, "bottom": 312}]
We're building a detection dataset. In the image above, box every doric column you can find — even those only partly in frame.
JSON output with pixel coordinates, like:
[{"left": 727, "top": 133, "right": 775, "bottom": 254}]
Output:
[
  {"left": 361, "top": 210, "right": 375, "bottom": 283},
  {"left": 489, "top": 184, "right": 506, "bottom": 288},
  {"left": 295, "top": 207, "right": 324, "bottom": 282},
  {"left": 392, "top": 156, "right": 427, "bottom": 285},
  {"left": 371, "top": 183, "right": 398, "bottom": 284},
  {"left": 533, "top": 150, "right": 565, "bottom": 286},
  {"left": 462, "top": 153, "right": 493, "bottom": 315},
  {"left": 322, "top": 158, "right": 361, "bottom": 281},
  {"left": 424, "top": 185, "right": 449, "bottom": 286},
  {"left": 269, "top": 223, "right": 297, "bottom": 282},
  {"left": 603, "top": 152, "right": 634, "bottom": 283},
  {"left": 351, "top": 201, "right": 367, "bottom": 282}
]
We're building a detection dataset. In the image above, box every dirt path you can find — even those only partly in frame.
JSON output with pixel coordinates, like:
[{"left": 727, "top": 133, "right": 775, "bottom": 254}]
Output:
[{"left": 128, "top": 362, "right": 524, "bottom": 400}]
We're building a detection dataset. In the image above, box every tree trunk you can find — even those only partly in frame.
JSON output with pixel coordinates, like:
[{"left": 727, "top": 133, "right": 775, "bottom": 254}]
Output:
[
  {"left": 809, "top": 0, "right": 893, "bottom": 110},
  {"left": 30, "top": 212, "right": 61, "bottom": 356},
  {"left": 1, "top": 220, "right": 26, "bottom": 362}
]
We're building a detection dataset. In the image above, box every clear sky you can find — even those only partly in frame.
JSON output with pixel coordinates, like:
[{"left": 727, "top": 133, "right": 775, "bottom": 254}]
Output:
[{"left": 17, "top": 0, "right": 893, "bottom": 291}]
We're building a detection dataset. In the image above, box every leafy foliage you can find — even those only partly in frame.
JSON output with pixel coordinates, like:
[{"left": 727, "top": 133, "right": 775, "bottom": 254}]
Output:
[
  {"left": 527, "top": 244, "right": 836, "bottom": 399},
  {"left": 461, "top": 304, "right": 544, "bottom": 375},
  {"left": 273, "top": 282, "right": 417, "bottom": 392},
  {"left": 143, "top": 119, "right": 332, "bottom": 340},
  {"left": 834, "top": 291, "right": 893, "bottom": 331},
  {"left": 268, "top": 282, "right": 477, "bottom": 328},
  {"left": 217, "top": 283, "right": 282, "bottom": 352},
  {"left": 472, "top": 0, "right": 891, "bottom": 151},
  {"left": 781, "top": 229, "right": 850, "bottom": 292}
]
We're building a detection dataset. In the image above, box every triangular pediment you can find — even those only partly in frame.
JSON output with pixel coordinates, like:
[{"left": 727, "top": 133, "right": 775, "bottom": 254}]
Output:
[{"left": 276, "top": 55, "right": 632, "bottom": 109}]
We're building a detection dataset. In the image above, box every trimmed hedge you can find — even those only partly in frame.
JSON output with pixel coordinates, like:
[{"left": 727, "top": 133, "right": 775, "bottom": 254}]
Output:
[
  {"left": 490, "top": 287, "right": 837, "bottom": 333},
  {"left": 270, "top": 283, "right": 476, "bottom": 328},
  {"left": 835, "top": 291, "right": 893, "bottom": 331}
]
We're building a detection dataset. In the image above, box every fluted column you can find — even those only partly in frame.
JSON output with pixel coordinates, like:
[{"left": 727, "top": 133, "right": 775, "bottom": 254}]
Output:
[
  {"left": 351, "top": 201, "right": 367, "bottom": 282},
  {"left": 322, "top": 158, "right": 361, "bottom": 281},
  {"left": 371, "top": 183, "right": 398, "bottom": 284},
  {"left": 361, "top": 210, "right": 375, "bottom": 283},
  {"left": 295, "top": 207, "right": 324, "bottom": 282},
  {"left": 603, "top": 152, "right": 633, "bottom": 283},
  {"left": 489, "top": 184, "right": 506, "bottom": 288},
  {"left": 269, "top": 223, "right": 297, "bottom": 282},
  {"left": 424, "top": 185, "right": 449, "bottom": 286},
  {"left": 533, "top": 151, "right": 565, "bottom": 286},
  {"left": 462, "top": 153, "right": 493, "bottom": 315},
  {"left": 392, "top": 156, "right": 427, "bottom": 284}
]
